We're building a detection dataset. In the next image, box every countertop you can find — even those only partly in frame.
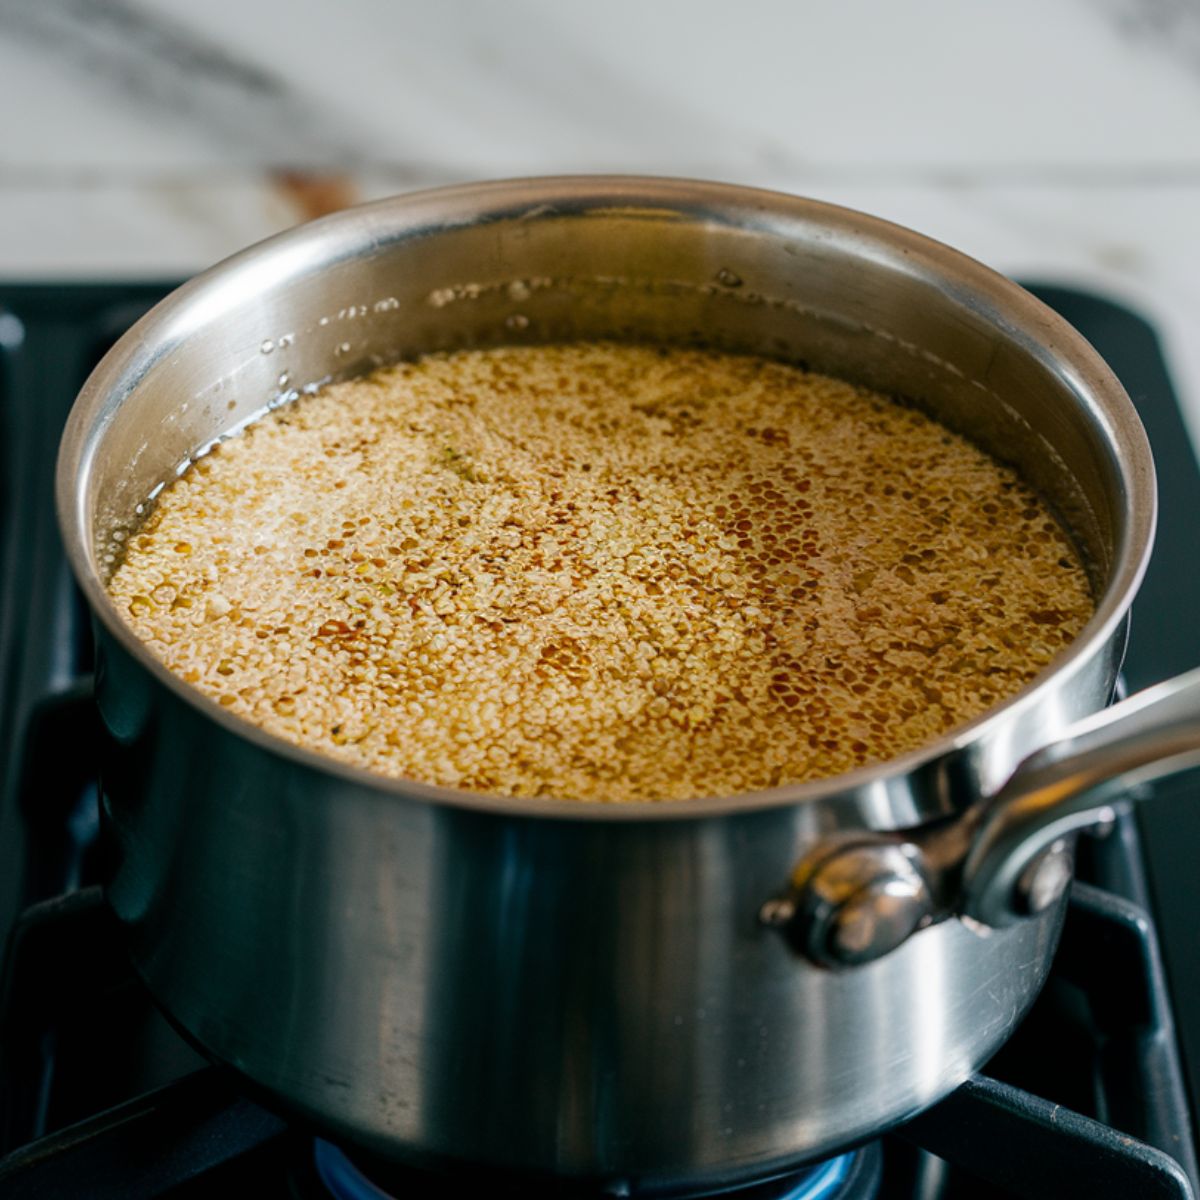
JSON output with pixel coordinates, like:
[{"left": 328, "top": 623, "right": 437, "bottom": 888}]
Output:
[{"left": 1, "top": 0, "right": 1198, "bottom": 443}]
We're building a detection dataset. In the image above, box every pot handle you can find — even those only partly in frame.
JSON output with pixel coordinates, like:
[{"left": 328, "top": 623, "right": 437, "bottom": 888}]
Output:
[
  {"left": 962, "top": 665, "right": 1200, "bottom": 927},
  {"left": 763, "top": 667, "right": 1200, "bottom": 968}
]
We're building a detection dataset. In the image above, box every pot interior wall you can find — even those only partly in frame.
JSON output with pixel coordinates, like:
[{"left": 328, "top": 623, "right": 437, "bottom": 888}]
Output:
[{"left": 84, "top": 196, "right": 1125, "bottom": 596}]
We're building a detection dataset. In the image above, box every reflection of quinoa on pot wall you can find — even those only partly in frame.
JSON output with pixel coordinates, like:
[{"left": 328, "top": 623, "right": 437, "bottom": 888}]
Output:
[{"left": 108, "top": 343, "right": 1093, "bottom": 802}]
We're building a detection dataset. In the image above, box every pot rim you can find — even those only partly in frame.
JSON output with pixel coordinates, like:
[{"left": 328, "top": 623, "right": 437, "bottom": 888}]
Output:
[{"left": 55, "top": 174, "right": 1157, "bottom": 823}]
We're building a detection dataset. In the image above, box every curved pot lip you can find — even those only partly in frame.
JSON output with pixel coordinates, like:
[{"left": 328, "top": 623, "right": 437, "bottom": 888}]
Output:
[{"left": 56, "top": 174, "right": 1158, "bottom": 824}]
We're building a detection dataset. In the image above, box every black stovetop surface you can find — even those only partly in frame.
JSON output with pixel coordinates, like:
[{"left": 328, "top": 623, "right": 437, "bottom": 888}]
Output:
[{"left": 0, "top": 282, "right": 1198, "bottom": 1200}]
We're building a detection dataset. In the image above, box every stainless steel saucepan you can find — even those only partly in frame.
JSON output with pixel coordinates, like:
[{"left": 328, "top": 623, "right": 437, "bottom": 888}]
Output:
[{"left": 56, "top": 177, "right": 1200, "bottom": 1191}]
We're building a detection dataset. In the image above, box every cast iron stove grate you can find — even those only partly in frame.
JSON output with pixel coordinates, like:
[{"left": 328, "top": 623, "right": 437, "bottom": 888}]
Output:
[{"left": 0, "top": 283, "right": 1198, "bottom": 1199}]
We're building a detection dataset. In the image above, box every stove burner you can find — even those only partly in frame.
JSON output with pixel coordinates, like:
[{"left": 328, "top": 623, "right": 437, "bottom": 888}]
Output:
[
  {"left": 312, "top": 1140, "right": 871, "bottom": 1200},
  {"left": 314, "top": 1138, "right": 396, "bottom": 1199},
  {"left": 718, "top": 1154, "right": 858, "bottom": 1200}
]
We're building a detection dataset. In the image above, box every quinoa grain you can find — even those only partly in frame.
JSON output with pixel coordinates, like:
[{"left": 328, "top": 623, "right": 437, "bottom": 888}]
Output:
[{"left": 107, "top": 344, "right": 1093, "bottom": 801}]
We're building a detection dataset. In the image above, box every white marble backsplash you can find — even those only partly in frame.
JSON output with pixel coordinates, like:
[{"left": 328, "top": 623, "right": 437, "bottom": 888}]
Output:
[{"left": 0, "top": 0, "right": 1198, "bottom": 439}]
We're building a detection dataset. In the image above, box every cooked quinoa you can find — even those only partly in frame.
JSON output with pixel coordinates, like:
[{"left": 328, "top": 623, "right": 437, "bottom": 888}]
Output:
[{"left": 108, "top": 343, "right": 1094, "bottom": 801}]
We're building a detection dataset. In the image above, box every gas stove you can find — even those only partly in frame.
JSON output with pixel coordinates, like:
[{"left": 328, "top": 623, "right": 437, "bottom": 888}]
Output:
[{"left": 0, "top": 283, "right": 1198, "bottom": 1199}]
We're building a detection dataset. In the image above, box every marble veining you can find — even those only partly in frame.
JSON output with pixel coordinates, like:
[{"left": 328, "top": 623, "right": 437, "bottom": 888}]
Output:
[
  {"left": 1092, "top": 0, "right": 1200, "bottom": 84},
  {"left": 0, "top": 0, "right": 377, "bottom": 170}
]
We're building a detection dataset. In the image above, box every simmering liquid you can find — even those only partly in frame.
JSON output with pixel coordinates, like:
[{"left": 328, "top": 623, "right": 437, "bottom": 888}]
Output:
[{"left": 108, "top": 344, "right": 1094, "bottom": 801}]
